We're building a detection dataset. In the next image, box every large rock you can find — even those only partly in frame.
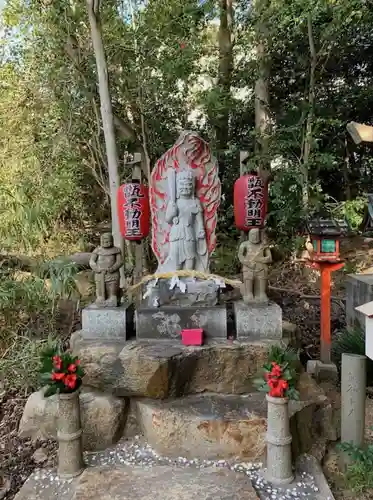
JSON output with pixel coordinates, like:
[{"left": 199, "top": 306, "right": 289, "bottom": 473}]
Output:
[
  {"left": 19, "top": 389, "right": 128, "bottom": 451},
  {"left": 136, "top": 374, "right": 338, "bottom": 461},
  {"left": 71, "top": 334, "right": 280, "bottom": 398}
]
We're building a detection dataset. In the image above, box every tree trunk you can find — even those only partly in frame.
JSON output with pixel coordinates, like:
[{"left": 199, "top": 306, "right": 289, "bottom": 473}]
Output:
[
  {"left": 86, "top": 0, "right": 125, "bottom": 284},
  {"left": 217, "top": 0, "right": 234, "bottom": 152},
  {"left": 254, "top": 0, "right": 271, "bottom": 177},
  {"left": 302, "top": 12, "right": 317, "bottom": 208}
]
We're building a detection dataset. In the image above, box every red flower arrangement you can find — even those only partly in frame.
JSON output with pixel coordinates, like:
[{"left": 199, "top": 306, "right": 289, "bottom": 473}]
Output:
[
  {"left": 40, "top": 347, "right": 84, "bottom": 397},
  {"left": 255, "top": 347, "right": 300, "bottom": 400}
]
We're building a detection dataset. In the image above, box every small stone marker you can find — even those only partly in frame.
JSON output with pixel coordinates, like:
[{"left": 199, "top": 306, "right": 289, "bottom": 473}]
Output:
[{"left": 341, "top": 353, "right": 366, "bottom": 448}]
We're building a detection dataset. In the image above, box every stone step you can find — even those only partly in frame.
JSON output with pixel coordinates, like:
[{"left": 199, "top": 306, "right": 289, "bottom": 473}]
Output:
[
  {"left": 136, "top": 376, "right": 336, "bottom": 461},
  {"left": 15, "top": 465, "right": 259, "bottom": 500}
]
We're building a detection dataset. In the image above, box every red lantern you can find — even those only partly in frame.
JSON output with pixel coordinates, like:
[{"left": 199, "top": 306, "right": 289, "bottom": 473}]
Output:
[
  {"left": 234, "top": 174, "right": 268, "bottom": 231},
  {"left": 117, "top": 182, "right": 150, "bottom": 241}
]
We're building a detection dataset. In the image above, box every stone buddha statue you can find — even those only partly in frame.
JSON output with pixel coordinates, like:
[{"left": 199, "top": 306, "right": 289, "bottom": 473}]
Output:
[
  {"left": 145, "top": 131, "right": 222, "bottom": 307},
  {"left": 161, "top": 169, "right": 207, "bottom": 273}
]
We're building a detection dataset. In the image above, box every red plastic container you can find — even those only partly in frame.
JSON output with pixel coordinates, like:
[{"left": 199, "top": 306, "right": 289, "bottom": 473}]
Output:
[{"left": 181, "top": 328, "right": 204, "bottom": 346}]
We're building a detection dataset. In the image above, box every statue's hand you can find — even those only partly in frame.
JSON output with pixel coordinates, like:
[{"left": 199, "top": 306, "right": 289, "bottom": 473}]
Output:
[
  {"left": 173, "top": 216, "right": 179, "bottom": 225},
  {"left": 198, "top": 230, "right": 205, "bottom": 239}
]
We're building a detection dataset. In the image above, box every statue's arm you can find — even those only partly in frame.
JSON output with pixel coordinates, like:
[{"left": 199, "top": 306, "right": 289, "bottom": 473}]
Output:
[
  {"left": 165, "top": 200, "right": 178, "bottom": 224},
  {"left": 110, "top": 251, "right": 124, "bottom": 272},
  {"left": 89, "top": 251, "right": 99, "bottom": 272},
  {"left": 260, "top": 247, "right": 272, "bottom": 264}
]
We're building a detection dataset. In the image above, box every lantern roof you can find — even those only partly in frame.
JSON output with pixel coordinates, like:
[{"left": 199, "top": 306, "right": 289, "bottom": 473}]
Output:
[{"left": 306, "top": 218, "right": 344, "bottom": 237}]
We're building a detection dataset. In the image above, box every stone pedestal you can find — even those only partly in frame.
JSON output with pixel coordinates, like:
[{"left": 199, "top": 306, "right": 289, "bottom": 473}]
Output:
[
  {"left": 346, "top": 273, "right": 373, "bottom": 329},
  {"left": 81, "top": 303, "right": 134, "bottom": 341},
  {"left": 234, "top": 301, "right": 282, "bottom": 340},
  {"left": 136, "top": 305, "right": 227, "bottom": 342}
]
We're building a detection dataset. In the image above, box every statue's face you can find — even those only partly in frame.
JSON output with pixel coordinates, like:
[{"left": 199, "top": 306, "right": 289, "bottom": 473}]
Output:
[
  {"left": 249, "top": 228, "right": 261, "bottom": 244},
  {"left": 179, "top": 179, "right": 193, "bottom": 197},
  {"left": 101, "top": 233, "right": 113, "bottom": 248}
]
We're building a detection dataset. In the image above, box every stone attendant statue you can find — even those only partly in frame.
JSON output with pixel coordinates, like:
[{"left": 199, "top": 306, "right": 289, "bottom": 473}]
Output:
[
  {"left": 89, "top": 233, "right": 123, "bottom": 307},
  {"left": 150, "top": 130, "right": 221, "bottom": 274},
  {"left": 238, "top": 228, "right": 272, "bottom": 303}
]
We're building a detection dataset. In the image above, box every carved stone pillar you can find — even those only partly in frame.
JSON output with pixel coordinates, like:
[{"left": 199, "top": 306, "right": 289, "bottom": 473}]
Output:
[
  {"left": 265, "top": 394, "right": 294, "bottom": 485},
  {"left": 57, "top": 390, "right": 84, "bottom": 479}
]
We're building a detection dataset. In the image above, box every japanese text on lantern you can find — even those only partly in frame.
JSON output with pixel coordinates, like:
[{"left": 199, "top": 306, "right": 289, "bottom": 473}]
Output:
[
  {"left": 245, "top": 176, "right": 264, "bottom": 227},
  {"left": 122, "top": 184, "right": 143, "bottom": 237}
]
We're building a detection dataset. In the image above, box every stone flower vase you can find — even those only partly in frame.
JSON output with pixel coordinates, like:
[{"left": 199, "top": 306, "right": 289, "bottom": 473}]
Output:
[
  {"left": 57, "top": 389, "right": 84, "bottom": 479},
  {"left": 265, "top": 394, "right": 294, "bottom": 485}
]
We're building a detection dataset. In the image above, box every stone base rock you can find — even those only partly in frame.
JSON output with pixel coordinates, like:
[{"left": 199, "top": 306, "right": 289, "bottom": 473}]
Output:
[
  {"left": 81, "top": 303, "right": 134, "bottom": 341},
  {"left": 70, "top": 335, "right": 281, "bottom": 398},
  {"left": 19, "top": 389, "right": 127, "bottom": 451},
  {"left": 15, "top": 465, "right": 259, "bottom": 500},
  {"left": 136, "top": 374, "right": 339, "bottom": 461},
  {"left": 137, "top": 393, "right": 268, "bottom": 460},
  {"left": 136, "top": 305, "right": 227, "bottom": 341},
  {"left": 234, "top": 300, "right": 282, "bottom": 340}
]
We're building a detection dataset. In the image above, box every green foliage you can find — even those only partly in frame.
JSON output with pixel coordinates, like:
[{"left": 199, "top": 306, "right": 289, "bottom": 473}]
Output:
[
  {"left": 337, "top": 441, "right": 373, "bottom": 493},
  {"left": 0, "top": 262, "right": 79, "bottom": 391},
  {"left": 38, "top": 259, "right": 79, "bottom": 304},
  {"left": 332, "top": 327, "right": 373, "bottom": 385},
  {"left": 0, "top": 336, "right": 58, "bottom": 392}
]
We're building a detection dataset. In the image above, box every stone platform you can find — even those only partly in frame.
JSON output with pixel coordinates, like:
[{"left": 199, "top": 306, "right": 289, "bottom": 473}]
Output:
[
  {"left": 14, "top": 438, "right": 333, "bottom": 500},
  {"left": 15, "top": 464, "right": 259, "bottom": 500},
  {"left": 136, "top": 305, "right": 227, "bottom": 341}
]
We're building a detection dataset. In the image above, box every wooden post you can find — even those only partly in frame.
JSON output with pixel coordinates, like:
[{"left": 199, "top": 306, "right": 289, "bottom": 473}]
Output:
[{"left": 131, "top": 155, "right": 144, "bottom": 287}]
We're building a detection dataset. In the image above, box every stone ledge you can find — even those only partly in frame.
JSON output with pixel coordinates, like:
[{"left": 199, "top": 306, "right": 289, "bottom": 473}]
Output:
[{"left": 70, "top": 334, "right": 284, "bottom": 398}]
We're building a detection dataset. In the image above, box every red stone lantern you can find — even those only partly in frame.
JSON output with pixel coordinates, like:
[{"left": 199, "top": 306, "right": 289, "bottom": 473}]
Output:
[
  {"left": 304, "top": 218, "right": 346, "bottom": 365},
  {"left": 234, "top": 174, "right": 268, "bottom": 231},
  {"left": 117, "top": 182, "right": 150, "bottom": 241}
]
